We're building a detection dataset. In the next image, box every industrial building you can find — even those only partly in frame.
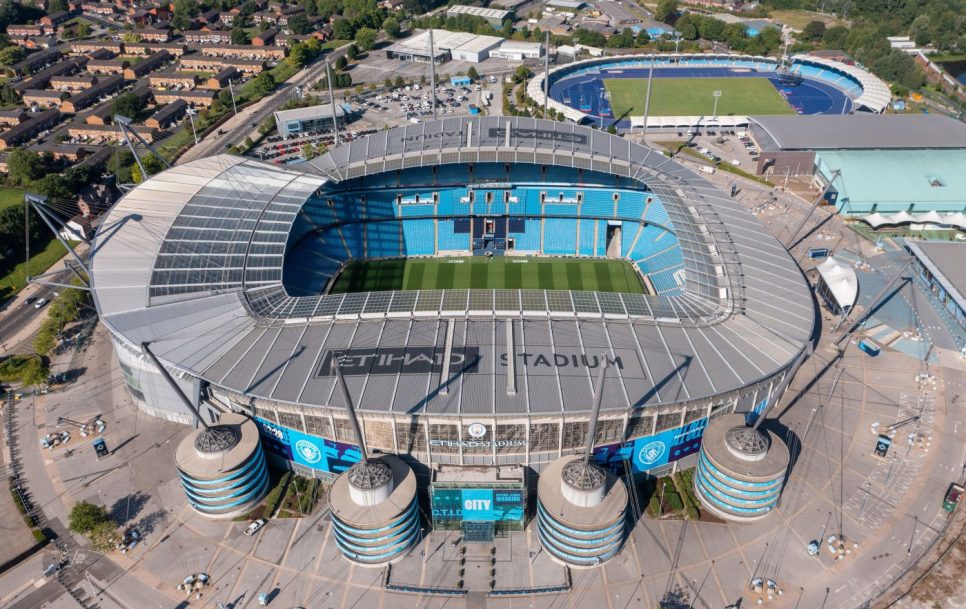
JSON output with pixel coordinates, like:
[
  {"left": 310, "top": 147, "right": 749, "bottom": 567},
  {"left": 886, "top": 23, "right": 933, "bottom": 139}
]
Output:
[
  {"left": 906, "top": 241, "right": 966, "bottom": 334},
  {"left": 385, "top": 30, "right": 504, "bottom": 63},
  {"left": 446, "top": 5, "right": 513, "bottom": 27}
]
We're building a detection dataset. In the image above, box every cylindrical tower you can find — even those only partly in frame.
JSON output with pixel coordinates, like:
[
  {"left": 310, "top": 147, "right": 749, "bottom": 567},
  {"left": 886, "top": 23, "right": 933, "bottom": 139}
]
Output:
[
  {"left": 536, "top": 456, "right": 627, "bottom": 568},
  {"left": 329, "top": 455, "right": 420, "bottom": 566},
  {"left": 175, "top": 413, "right": 270, "bottom": 519},
  {"left": 694, "top": 413, "right": 790, "bottom": 522}
]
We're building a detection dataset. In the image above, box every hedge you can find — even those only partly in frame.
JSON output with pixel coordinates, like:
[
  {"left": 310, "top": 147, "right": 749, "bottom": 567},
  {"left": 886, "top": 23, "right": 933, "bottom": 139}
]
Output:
[{"left": 666, "top": 491, "right": 683, "bottom": 512}]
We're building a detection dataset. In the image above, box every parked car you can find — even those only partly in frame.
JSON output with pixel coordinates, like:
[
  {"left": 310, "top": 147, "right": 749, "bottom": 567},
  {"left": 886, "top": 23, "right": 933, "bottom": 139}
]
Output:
[{"left": 245, "top": 519, "right": 267, "bottom": 536}]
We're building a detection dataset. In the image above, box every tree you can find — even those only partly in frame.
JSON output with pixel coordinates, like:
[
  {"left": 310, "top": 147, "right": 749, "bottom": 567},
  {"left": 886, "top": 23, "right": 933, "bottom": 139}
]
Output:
[
  {"left": 802, "top": 20, "right": 826, "bottom": 41},
  {"left": 822, "top": 25, "right": 849, "bottom": 49},
  {"left": 635, "top": 30, "right": 651, "bottom": 46},
  {"left": 512, "top": 64, "right": 530, "bottom": 83},
  {"left": 0, "top": 45, "right": 26, "bottom": 67},
  {"left": 288, "top": 40, "right": 311, "bottom": 67},
  {"left": 335, "top": 54, "right": 348, "bottom": 70},
  {"left": 89, "top": 521, "right": 120, "bottom": 553},
  {"left": 171, "top": 0, "right": 199, "bottom": 31},
  {"left": 393, "top": 75, "right": 404, "bottom": 88},
  {"left": 333, "top": 19, "right": 354, "bottom": 40},
  {"left": 288, "top": 14, "right": 311, "bottom": 35},
  {"left": 355, "top": 26, "right": 377, "bottom": 51},
  {"left": 382, "top": 16, "right": 400, "bottom": 38},
  {"left": 112, "top": 92, "right": 145, "bottom": 119},
  {"left": 346, "top": 43, "right": 359, "bottom": 60},
  {"left": 77, "top": 22, "right": 92, "bottom": 38},
  {"left": 655, "top": 0, "right": 678, "bottom": 24},
  {"left": 32, "top": 326, "right": 56, "bottom": 356},
  {"left": 69, "top": 501, "right": 111, "bottom": 534},
  {"left": 231, "top": 26, "right": 250, "bottom": 45},
  {"left": 251, "top": 71, "right": 276, "bottom": 96},
  {"left": 130, "top": 154, "right": 164, "bottom": 183},
  {"left": 121, "top": 31, "right": 142, "bottom": 43},
  {"left": 466, "top": 66, "right": 479, "bottom": 80},
  {"left": 336, "top": 72, "right": 352, "bottom": 87},
  {"left": 6, "top": 149, "right": 46, "bottom": 186},
  {"left": 48, "top": 0, "right": 69, "bottom": 12}
]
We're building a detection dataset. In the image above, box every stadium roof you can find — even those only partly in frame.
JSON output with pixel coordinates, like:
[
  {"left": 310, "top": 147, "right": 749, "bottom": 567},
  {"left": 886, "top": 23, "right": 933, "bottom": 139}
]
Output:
[
  {"left": 749, "top": 115, "right": 966, "bottom": 152},
  {"left": 90, "top": 118, "right": 813, "bottom": 416},
  {"left": 792, "top": 54, "right": 891, "bottom": 113}
]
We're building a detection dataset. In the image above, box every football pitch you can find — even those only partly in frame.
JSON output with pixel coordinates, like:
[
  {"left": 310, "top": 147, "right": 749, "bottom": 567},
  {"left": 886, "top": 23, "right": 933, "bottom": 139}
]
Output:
[
  {"left": 329, "top": 257, "right": 648, "bottom": 294},
  {"left": 603, "top": 77, "right": 794, "bottom": 117}
]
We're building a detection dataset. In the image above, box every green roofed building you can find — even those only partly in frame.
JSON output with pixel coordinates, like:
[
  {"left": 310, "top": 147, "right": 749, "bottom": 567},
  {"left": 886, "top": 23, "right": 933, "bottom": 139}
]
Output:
[{"left": 815, "top": 149, "right": 966, "bottom": 216}]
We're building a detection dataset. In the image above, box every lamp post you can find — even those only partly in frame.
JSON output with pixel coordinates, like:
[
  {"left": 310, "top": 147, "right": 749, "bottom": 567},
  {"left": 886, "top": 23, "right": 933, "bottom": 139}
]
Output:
[
  {"left": 186, "top": 108, "right": 199, "bottom": 144},
  {"left": 712, "top": 90, "right": 722, "bottom": 118}
]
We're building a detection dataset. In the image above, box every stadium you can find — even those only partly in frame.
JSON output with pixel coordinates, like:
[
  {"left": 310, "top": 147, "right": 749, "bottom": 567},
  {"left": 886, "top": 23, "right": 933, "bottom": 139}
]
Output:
[
  {"left": 530, "top": 53, "right": 891, "bottom": 130},
  {"left": 89, "top": 117, "right": 814, "bottom": 493}
]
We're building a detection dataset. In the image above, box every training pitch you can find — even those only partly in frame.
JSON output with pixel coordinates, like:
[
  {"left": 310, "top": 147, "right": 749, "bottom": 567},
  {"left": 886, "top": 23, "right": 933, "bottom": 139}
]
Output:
[
  {"left": 603, "top": 76, "right": 795, "bottom": 117},
  {"left": 329, "top": 257, "right": 648, "bottom": 294}
]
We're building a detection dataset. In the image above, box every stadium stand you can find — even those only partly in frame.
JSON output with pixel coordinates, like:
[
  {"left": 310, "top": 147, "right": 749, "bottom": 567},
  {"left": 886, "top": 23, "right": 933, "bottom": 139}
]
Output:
[{"left": 282, "top": 168, "right": 686, "bottom": 296}]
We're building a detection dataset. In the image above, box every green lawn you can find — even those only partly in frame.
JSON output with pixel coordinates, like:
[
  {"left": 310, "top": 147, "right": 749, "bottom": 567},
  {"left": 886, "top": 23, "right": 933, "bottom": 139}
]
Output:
[
  {"left": 0, "top": 239, "right": 69, "bottom": 301},
  {"left": 0, "top": 187, "right": 26, "bottom": 212},
  {"left": 329, "top": 256, "right": 647, "bottom": 294},
  {"left": 604, "top": 77, "right": 794, "bottom": 117}
]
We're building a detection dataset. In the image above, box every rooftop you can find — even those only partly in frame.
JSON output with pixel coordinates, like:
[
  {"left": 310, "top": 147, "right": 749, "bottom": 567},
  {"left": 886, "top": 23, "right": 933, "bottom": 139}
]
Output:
[
  {"left": 434, "top": 465, "right": 525, "bottom": 484},
  {"left": 273, "top": 102, "right": 351, "bottom": 123},
  {"left": 749, "top": 115, "right": 966, "bottom": 151},
  {"left": 386, "top": 30, "right": 504, "bottom": 56},
  {"left": 816, "top": 149, "right": 966, "bottom": 207},
  {"left": 907, "top": 241, "right": 966, "bottom": 314}
]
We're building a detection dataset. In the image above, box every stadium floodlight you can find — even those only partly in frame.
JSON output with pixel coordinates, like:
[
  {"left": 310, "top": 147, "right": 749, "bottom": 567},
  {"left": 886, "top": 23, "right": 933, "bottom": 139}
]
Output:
[{"left": 712, "top": 90, "right": 722, "bottom": 119}]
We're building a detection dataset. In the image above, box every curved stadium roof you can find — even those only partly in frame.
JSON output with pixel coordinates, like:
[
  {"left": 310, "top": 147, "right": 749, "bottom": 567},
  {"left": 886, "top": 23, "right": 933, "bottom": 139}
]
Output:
[{"left": 90, "top": 117, "right": 814, "bottom": 415}]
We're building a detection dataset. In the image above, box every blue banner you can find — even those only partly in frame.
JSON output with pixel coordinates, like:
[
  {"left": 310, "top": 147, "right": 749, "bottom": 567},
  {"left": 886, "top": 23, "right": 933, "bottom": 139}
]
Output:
[
  {"left": 593, "top": 418, "right": 708, "bottom": 473},
  {"left": 254, "top": 417, "right": 361, "bottom": 474}
]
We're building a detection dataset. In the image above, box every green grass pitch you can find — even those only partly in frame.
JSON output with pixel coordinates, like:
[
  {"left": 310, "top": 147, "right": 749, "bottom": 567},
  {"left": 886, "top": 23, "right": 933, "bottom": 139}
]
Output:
[
  {"left": 329, "top": 257, "right": 648, "bottom": 294},
  {"left": 603, "top": 77, "right": 795, "bottom": 117}
]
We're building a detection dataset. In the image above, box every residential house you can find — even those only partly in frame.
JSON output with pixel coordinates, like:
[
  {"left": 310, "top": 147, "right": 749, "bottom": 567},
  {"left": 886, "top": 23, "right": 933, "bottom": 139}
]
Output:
[
  {"left": 0, "top": 108, "right": 62, "bottom": 150},
  {"left": 206, "top": 66, "right": 238, "bottom": 89},
  {"left": 60, "top": 74, "right": 124, "bottom": 112},
  {"left": 123, "top": 50, "right": 170, "bottom": 79},
  {"left": 0, "top": 110, "right": 28, "bottom": 127},
  {"left": 151, "top": 88, "right": 216, "bottom": 106},
  {"left": 145, "top": 98, "right": 187, "bottom": 129},
  {"left": 50, "top": 75, "right": 99, "bottom": 91},
  {"left": 253, "top": 28, "right": 278, "bottom": 46},
  {"left": 22, "top": 90, "right": 68, "bottom": 108}
]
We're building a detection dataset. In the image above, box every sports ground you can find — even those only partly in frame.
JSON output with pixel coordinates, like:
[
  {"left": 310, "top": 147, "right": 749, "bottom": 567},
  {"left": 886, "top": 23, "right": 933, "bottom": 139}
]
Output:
[
  {"left": 329, "top": 257, "right": 648, "bottom": 294},
  {"left": 603, "top": 76, "right": 795, "bottom": 117}
]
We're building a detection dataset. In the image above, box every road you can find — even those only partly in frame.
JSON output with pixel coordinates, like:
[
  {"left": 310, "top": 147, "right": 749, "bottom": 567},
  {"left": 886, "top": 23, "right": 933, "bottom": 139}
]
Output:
[
  {"left": 0, "top": 250, "right": 88, "bottom": 357},
  {"left": 177, "top": 46, "right": 351, "bottom": 166}
]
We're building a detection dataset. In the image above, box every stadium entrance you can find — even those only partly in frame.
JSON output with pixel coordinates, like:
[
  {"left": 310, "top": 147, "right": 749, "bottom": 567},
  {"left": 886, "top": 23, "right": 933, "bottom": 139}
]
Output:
[{"left": 430, "top": 465, "right": 527, "bottom": 540}]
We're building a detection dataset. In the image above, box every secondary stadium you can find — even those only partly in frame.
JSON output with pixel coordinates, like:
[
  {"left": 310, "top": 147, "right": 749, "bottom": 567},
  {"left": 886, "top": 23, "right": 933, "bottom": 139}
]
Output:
[
  {"left": 531, "top": 53, "right": 891, "bottom": 130},
  {"left": 90, "top": 117, "right": 814, "bottom": 486}
]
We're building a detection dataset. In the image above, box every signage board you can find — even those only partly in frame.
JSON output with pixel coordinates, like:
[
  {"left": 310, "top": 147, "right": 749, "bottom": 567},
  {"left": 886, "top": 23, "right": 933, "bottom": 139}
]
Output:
[
  {"left": 430, "top": 488, "right": 525, "bottom": 524},
  {"left": 254, "top": 416, "right": 360, "bottom": 474},
  {"left": 593, "top": 417, "right": 708, "bottom": 473}
]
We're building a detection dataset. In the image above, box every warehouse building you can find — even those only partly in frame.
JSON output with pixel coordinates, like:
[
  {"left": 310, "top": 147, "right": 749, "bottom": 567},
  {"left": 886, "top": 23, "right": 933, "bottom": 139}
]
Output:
[
  {"left": 386, "top": 30, "right": 504, "bottom": 64},
  {"left": 446, "top": 5, "right": 513, "bottom": 27}
]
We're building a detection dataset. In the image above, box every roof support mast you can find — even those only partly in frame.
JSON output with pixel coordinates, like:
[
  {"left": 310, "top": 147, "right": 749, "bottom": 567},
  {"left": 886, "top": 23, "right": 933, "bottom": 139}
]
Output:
[{"left": 429, "top": 29, "right": 438, "bottom": 122}]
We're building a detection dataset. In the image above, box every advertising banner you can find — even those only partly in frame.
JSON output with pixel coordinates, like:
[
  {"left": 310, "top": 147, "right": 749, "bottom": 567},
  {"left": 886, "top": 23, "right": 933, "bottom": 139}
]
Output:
[
  {"left": 254, "top": 416, "right": 361, "bottom": 474},
  {"left": 431, "top": 488, "right": 525, "bottom": 523},
  {"left": 593, "top": 417, "right": 708, "bottom": 473}
]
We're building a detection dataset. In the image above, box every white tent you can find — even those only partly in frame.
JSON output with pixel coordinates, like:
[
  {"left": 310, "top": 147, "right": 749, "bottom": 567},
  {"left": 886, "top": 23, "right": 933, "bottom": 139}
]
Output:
[
  {"left": 816, "top": 256, "right": 858, "bottom": 314},
  {"left": 858, "top": 211, "right": 966, "bottom": 229}
]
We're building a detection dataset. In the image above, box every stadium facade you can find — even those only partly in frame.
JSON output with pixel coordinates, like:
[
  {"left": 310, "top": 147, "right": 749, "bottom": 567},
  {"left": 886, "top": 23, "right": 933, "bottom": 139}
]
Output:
[{"left": 91, "top": 118, "right": 814, "bottom": 486}]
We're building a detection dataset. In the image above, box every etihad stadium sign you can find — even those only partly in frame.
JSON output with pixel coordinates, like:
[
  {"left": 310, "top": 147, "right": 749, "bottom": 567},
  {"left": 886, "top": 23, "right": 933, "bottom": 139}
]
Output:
[{"left": 317, "top": 348, "right": 625, "bottom": 376}]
